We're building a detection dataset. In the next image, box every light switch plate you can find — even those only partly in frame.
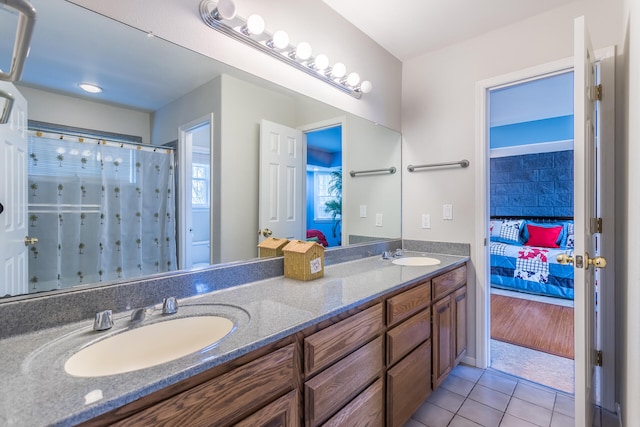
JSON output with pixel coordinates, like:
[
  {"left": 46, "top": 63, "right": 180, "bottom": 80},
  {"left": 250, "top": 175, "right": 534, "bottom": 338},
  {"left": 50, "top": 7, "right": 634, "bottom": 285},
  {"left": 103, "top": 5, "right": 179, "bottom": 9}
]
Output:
[
  {"left": 375, "top": 213, "right": 383, "bottom": 227},
  {"left": 443, "top": 204, "right": 453, "bottom": 220},
  {"left": 421, "top": 214, "right": 431, "bottom": 229},
  {"left": 359, "top": 205, "right": 367, "bottom": 218}
]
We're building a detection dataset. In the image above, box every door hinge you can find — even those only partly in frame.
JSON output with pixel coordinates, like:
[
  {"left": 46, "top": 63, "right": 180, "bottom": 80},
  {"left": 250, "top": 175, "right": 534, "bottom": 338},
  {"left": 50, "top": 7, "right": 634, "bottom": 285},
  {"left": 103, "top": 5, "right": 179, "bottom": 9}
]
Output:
[
  {"left": 593, "top": 84, "right": 603, "bottom": 101},
  {"left": 591, "top": 217, "right": 603, "bottom": 234},
  {"left": 484, "top": 237, "right": 488, "bottom": 247},
  {"left": 595, "top": 350, "right": 603, "bottom": 367}
]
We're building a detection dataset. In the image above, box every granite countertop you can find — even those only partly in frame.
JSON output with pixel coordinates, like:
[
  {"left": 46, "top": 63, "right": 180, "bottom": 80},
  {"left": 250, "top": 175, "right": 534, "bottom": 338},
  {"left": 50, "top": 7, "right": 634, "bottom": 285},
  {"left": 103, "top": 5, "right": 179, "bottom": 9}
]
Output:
[{"left": 0, "top": 252, "right": 468, "bottom": 426}]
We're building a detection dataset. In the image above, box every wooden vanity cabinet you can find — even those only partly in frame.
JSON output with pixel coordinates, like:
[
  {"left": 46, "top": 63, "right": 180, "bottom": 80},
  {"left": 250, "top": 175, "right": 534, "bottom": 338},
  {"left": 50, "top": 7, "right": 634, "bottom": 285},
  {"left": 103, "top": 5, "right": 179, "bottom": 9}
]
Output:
[
  {"left": 303, "top": 303, "right": 384, "bottom": 427},
  {"left": 81, "top": 263, "right": 469, "bottom": 427},
  {"left": 85, "top": 342, "right": 299, "bottom": 427},
  {"left": 385, "top": 280, "right": 433, "bottom": 427},
  {"left": 432, "top": 265, "right": 467, "bottom": 389}
]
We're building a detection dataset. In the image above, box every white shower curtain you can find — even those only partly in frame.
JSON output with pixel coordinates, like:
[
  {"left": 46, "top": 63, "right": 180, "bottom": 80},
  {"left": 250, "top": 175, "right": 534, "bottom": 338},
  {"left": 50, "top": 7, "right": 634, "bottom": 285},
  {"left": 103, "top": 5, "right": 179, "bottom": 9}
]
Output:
[{"left": 27, "top": 131, "right": 177, "bottom": 291}]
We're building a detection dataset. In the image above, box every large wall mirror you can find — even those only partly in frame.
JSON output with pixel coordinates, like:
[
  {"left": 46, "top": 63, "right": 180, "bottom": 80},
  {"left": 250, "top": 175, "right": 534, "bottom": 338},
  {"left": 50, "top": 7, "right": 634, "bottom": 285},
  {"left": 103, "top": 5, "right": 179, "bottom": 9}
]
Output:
[{"left": 0, "top": 0, "right": 401, "bottom": 299}]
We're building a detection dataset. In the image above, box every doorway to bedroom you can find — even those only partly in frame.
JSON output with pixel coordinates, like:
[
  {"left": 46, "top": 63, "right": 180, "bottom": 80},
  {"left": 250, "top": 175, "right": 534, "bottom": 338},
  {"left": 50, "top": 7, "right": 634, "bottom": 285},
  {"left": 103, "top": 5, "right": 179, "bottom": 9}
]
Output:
[
  {"left": 487, "top": 71, "right": 576, "bottom": 394},
  {"left": 305, "top": 125, "right": 342, "bottom": 248}
]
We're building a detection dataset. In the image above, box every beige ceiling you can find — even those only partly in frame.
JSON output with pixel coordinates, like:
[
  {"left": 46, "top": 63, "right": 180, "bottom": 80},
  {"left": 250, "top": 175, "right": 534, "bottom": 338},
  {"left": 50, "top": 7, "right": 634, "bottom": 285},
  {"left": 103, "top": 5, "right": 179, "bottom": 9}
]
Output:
[{"left": 323, "top": 0, "right": 577, "bottom": 61}]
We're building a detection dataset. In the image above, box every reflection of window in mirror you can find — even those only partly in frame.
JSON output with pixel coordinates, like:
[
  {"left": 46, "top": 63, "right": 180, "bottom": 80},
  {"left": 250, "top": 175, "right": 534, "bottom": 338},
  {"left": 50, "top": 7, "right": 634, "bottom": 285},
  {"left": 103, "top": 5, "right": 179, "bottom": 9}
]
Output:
[
  {"left": 191, "top": 163, "right": 210, "bottom": 207},
  {"left": 313, "top": 169, "right": 341, "bottom": 221}
]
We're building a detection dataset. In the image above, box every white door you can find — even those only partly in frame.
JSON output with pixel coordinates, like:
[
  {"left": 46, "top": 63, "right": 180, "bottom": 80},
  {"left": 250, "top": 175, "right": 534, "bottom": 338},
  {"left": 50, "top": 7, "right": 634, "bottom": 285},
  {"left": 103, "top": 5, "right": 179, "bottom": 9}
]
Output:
[
  {"left": 258, "top": 120, "right": 304, "bottom": 244},
  {"left": 573, "top": 16, "right": 605, "bottom": 426},
  {"left": 0, "top": 80, "right": 28, "bottom": 296}
]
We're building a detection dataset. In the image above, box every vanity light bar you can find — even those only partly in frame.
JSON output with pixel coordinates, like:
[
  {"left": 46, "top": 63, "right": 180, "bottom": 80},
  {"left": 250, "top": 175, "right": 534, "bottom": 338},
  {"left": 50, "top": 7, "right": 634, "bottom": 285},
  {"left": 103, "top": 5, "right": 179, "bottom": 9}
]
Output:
[{"left": 199, "top": 0, "right": 371, "bottom": 99}]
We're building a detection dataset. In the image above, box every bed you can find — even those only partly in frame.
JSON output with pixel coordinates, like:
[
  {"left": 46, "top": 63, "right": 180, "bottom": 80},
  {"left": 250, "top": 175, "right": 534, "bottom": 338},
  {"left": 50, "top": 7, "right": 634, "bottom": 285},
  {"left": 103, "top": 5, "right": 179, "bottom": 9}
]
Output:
[{"left": 489, "top": 217, "right": 575, "bottom": 300}]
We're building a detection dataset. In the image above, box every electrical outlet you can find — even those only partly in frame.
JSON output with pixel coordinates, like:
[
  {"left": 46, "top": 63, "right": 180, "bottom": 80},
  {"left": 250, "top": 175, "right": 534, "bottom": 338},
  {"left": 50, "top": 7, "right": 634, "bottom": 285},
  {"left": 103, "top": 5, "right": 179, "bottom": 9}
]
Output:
[
  {"left": 421, "top": 214, "right": 431, "bottom": 229},
  {"left": 443, "top": 204, "right": 453, "bottom": 220},
  {"left": 359, "top": 205, "right": 367, "bottom": 218},
  {"left": 375, "top": 213, "right": 383, "bottom": 227}
]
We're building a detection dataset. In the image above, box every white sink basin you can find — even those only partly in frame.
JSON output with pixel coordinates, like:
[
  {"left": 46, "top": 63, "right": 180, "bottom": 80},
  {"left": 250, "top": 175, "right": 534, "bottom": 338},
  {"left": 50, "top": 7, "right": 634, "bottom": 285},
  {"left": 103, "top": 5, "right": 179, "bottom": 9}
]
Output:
[
  {"left": 392, "top": 257, "right": 441, "bottom": 266},
  {"left": 64, "top": 316, "right": 234, "bottom": 377}
]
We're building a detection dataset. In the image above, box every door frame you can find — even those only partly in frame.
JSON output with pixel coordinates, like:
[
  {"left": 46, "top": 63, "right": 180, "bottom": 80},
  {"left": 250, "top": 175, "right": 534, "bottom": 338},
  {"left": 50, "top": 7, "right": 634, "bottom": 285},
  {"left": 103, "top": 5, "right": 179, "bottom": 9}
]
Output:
[
  {"left": 299, "top": 116, "right": 347, "bottom": 245},
  {"left": 177, "top": 113, "right": 214, "bottom": 270},
  {"left": 474, "top": 47, "right": 615, "bottom": 408}
]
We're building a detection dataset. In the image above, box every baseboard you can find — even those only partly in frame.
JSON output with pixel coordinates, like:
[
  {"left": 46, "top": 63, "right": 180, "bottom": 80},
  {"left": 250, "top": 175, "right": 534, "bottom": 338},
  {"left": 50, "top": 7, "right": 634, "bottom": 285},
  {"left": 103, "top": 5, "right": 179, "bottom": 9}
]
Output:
[{"left": 461, "top": 355, "right": 476, "bottom": 367}]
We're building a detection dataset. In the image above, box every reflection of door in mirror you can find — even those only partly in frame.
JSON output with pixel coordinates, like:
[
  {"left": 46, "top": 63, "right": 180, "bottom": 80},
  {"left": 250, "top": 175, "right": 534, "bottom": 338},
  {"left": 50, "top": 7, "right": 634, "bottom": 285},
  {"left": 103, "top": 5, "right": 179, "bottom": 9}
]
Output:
[
  {"left": 0, "top": 81, "right": 28, "bottom": 297},
  {"left": 178, "top": 116, "right": 213, "bottom": 270},
  {"left": 306, "top": 125, "right": 342, "bottom": 248},
  {"left": 258, "top": 120, "right": 304, "bottom": 248}
]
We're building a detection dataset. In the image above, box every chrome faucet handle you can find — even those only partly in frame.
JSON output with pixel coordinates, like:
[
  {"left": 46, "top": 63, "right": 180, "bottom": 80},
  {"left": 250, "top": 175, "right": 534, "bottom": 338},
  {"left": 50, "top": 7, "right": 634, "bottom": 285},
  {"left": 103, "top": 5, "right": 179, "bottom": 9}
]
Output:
[
  {"left": 393, "top": 249, "right": 403, "bottom": 257},
  {"left": 382, "top": 251, "right": 393, "bottom": 260},
  {"left": 162, "top": 296, "right": 178, "bottom": 315},
  {"left": 93, "top": 309, "right": 113, "bottom": 331}
]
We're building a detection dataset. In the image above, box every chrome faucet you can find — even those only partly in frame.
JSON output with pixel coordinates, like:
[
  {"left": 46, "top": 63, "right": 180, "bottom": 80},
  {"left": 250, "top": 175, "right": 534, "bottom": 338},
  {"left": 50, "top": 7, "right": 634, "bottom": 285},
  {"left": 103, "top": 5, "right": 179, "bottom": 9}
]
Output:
[
  {"left": 393, "top": 248, "right": 403, "bottom": 257},
  {"left": 93, "top": 309, "right": 113, "bottom": 331},
  {"left": 162, "top": 296, "right": 178, "bottom": 315},
  {"left": 382, "top": 250, "right": 393, "bottom": 260}
]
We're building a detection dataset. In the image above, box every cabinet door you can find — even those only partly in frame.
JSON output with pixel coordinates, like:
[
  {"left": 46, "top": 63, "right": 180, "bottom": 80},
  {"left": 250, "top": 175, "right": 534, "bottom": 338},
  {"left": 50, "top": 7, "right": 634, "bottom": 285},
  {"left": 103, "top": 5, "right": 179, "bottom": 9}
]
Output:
[
  {"left": 386, "top": 339, "right": 432, "bottom": 427},
  {"left": 432, "top": 296, "right": 453, "bottom": 389},
  {"left": 453, "top": 286, "right": 467, "bottom": 366},
  {"left": 234, "top": 389, "right": 299, "bottom": 427}
]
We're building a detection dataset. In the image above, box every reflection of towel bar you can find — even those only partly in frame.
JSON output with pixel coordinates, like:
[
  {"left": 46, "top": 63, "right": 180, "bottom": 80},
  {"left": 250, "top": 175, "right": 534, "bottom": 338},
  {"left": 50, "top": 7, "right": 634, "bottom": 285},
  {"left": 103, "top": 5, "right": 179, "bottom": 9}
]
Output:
[
  {"left": 349, "top": 167, "right": 396, "bottom": 177},
  {"left": 407, "top": 160, "right": 469, "bottom": 172},
  {"left": 0, "top": 0, "right": 37, "bottom": 82}
]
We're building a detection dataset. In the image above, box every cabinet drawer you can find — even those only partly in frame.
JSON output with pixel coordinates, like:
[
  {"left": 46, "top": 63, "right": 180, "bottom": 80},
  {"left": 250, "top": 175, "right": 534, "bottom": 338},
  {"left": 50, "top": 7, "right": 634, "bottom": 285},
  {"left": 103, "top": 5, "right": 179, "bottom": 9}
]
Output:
[
  {"left": 321, "top": 378, "right": 384, "bottom": 427},
  {"left": 112, "top": 344, "right": 297, "bottom": 427},
  {"left": 386, "top": 339, "right": 432, "bottom": 427},
  {"left": 433, "top": 265, "right": 467, "bottom": 300},
  {"left": 234, "top": 389, "right": 299, "bottom": 427},
  {"left": 305, "top": 336, "right": 383, "bottom": 427},
  {"left": 386, "top": 281, "right": 431, "bottom": 326},
  {"left": 387, "top": 307, "right": 431, "bottom": 366},
  {"left": 304, "top": 303, "right": 383, "bottom": 376}
]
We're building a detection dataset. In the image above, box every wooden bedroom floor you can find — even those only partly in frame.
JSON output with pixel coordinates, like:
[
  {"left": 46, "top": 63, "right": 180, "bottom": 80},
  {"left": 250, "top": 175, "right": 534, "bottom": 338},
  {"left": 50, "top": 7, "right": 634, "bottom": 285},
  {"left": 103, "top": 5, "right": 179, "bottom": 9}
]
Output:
[{"left": 490, "top": 288, "right": 575, "bottom": 394}]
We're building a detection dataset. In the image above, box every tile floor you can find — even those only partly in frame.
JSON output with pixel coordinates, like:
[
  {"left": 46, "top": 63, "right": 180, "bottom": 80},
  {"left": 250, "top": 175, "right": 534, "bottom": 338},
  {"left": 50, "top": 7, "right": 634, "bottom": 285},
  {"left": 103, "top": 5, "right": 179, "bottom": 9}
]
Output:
[{"left": 404, "top": 364, "right": 619, "bottom": 427}]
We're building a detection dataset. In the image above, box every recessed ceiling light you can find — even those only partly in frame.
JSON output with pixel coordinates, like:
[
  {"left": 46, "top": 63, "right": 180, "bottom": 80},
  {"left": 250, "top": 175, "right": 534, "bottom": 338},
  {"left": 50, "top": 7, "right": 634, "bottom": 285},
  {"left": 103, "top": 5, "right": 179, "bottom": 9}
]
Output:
[{"left": 78, "top": 83, "right": 102, "bottom": 93}]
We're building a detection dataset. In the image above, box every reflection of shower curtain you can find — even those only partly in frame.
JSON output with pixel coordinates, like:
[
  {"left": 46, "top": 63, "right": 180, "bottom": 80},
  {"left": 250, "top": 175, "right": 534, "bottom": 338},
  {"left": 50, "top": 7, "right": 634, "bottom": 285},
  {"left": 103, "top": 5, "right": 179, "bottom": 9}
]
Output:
[{"left": 27, "top": 131, "right": 176, "bottom": 291}]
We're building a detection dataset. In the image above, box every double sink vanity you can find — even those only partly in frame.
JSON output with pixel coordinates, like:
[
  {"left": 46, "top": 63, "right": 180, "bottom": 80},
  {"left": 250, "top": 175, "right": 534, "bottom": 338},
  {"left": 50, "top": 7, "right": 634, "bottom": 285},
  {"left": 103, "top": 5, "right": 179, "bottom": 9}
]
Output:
[{"left": 0, "top": 243, "right": 469, "bottom": 426}]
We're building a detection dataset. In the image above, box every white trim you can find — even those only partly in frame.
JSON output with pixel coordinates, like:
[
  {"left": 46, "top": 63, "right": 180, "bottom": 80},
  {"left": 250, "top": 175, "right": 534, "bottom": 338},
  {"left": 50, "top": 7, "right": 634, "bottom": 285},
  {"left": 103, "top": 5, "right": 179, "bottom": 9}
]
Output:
[
  {"left": 489, "top": 139, "right": 574, "bottom": 158},
  {"left": 595, "top": 45, "right": 616, "bottom": 412}
]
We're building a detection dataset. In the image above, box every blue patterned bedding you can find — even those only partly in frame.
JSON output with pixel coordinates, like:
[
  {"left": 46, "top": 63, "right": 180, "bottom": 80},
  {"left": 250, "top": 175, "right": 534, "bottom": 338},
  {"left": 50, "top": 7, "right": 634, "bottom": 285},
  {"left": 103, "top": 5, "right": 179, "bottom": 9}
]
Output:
[{"left": 490, "top": 241, "right": 574, "bottom": 299}]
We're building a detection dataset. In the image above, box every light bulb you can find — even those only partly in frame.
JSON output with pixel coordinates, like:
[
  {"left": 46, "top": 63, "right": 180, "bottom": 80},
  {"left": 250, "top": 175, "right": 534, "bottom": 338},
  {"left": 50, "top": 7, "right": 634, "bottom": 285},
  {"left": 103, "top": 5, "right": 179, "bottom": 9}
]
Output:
[
  {"left": 270, "top": 30, "right": 289, "bottom": 49},
  {"left": 295, "top": 42, "right": 312, "bottom": 60},
  {"left": 79, "top": 83, "right": 102, "bottom": 93},
  {"left": 331, "top": 62, "right": 346, "bottom": 79},
  {"left": 212, "top": 0, "right": 236, "bottom": 20},
  {"left": 244, "top": 14, "right": 265, "bottom": 35},
  {"left": 359, "top": 80, "right": 373, "bottom": 93},
  {"left": 312, "top": 54, "right": 329, "bottom": 71},
  {"left": 346, "top": 72, "right": 360, "bottom": 87}
]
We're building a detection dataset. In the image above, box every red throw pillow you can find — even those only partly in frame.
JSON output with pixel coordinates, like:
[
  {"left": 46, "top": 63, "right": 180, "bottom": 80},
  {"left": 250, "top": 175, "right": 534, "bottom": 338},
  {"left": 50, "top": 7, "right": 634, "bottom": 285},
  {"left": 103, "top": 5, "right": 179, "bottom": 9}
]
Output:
[{"left": 525, "top": 224, "right": 563, "bottom": 248}]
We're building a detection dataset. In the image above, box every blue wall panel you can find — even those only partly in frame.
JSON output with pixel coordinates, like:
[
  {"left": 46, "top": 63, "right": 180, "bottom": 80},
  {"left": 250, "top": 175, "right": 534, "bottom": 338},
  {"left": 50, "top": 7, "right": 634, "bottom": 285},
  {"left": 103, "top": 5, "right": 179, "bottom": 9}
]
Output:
[{"left": 490, "top": 150, "right": 573, "bottom": 217}]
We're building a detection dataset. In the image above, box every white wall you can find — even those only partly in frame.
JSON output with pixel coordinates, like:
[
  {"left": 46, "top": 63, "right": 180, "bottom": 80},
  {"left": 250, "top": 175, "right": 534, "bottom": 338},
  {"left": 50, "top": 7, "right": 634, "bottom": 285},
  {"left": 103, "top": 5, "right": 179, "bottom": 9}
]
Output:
[
  {"left": 619, "top": 0, "right": 639, "bottom": 423},
  {"left": 401, "top": 0, "right": 623, "bottom": 371},
  {"left": 68, "top": 0, "right": 402, "bottom": 131},
  {"left": 19, "top": 86, "right": 151, "bottom": 142}
]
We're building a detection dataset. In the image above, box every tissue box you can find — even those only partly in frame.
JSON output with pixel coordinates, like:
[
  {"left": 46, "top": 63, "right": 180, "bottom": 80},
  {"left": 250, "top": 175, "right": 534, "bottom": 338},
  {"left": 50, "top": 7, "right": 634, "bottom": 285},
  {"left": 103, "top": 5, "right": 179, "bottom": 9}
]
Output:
[
  {"left": 283, "top": 240, "right": 325, "bottom": 281},
  {"left": 257, "top": 237, "right": 290, "bottom": 258}
]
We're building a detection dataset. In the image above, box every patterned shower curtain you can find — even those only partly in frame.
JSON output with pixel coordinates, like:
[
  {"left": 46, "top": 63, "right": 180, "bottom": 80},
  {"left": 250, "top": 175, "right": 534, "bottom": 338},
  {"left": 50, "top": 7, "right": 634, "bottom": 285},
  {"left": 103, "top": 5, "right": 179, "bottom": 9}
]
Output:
[{"left": 27, "top": 131, "right": 177, "bottom": 291}]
